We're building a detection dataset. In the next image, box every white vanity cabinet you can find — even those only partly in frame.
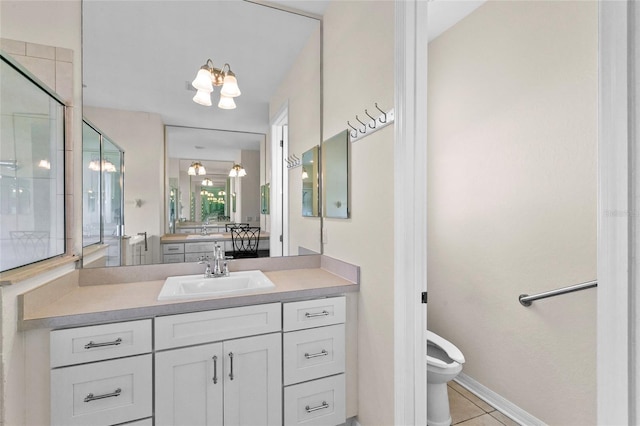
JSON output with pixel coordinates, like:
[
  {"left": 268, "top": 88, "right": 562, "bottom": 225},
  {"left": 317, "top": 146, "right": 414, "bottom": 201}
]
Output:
[
  {"left": 48, "top": 296, "right": 349, "bottom": 426},
  {"left": 154, "top": 303, "right": 282, "bottom": 426},
  {"left": 282, "top": 297, "right": 347, "bottom": 426},
  {"left": 49, "top": 320, "right": 153, "bottom": 426}
]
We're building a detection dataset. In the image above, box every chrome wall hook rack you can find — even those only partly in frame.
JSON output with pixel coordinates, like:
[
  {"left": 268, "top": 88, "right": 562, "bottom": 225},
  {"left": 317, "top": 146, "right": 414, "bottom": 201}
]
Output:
[
  {"left": 347, "top": 102, "right": 395, "bottom": 142},
  {"left": 286, "top": 154, "right": 301, "bottom": 169}
]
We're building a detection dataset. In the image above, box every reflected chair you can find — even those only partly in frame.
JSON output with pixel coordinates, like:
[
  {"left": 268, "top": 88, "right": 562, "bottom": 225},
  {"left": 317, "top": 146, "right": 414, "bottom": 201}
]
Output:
[
  {"left": 10, "top": 231, "right": 50, "bottom": 262},
  {"left": 225, "top": 223, "right": 250, "bottom": 232},
  {"left": 230, "top": 226, "right": 260, "bottom": 258}
]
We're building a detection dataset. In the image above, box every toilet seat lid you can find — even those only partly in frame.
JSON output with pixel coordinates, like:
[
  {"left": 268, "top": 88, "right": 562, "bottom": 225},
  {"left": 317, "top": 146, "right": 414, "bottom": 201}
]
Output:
[{"left": 426, "top": 330, "right": 465, "bottom": 366}]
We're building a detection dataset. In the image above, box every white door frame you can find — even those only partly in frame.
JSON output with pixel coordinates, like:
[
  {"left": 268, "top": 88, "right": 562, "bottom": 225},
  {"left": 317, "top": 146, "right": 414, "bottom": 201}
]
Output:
[
  {"left": 394, "top": 1, "right": 429, "bottom": 425},
  {"left": 270, "top": 104, "right": 289, "bottom": 257},
  {"left": 395, "top": 1, "right": 638, "bottom": 424},
  {"left": 597, "top": 1, "right": 638, "bottom": 423}
]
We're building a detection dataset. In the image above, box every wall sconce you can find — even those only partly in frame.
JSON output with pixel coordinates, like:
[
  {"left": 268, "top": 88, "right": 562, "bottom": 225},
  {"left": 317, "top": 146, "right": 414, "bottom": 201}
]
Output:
[
  {"left": 188, "top": 161, "right": 206, "bottom": 176},
  {"left": 229, "top": 163, "right": 246, "bottom": 177},
  {"left": 301, "top": 168, "right": 309, "bottom": 180},
  {"left": 192, "top": 59, "right": 241, "bottom": 110},
  {"left": 201, "top": 178, "right": 214, "bottom": 186}
]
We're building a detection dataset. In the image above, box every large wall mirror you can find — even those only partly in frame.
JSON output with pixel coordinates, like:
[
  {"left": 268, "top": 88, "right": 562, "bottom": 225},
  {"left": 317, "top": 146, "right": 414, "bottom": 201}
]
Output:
[{"left": 82, "top": 1, "right": 322, "bottom": 267}]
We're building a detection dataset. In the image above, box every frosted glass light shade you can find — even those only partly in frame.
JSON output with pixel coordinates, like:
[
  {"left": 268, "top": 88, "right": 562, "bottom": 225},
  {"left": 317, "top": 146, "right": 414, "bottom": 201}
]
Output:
[
  {"left": 198, "top": 166, "right": 206, "bottom": 175},
  {"left": 188, "top": 166, "right": 196, "bottom": 176},
  {"left": 193, "top": 89, "right": 212, "bottom": 106},
  {"left": 218, "top": 94, "right": 236, "bottom": 110},
  {"left": 229, "top": 164, "right": 246, "bottom": 177},
  {"left": 220, "top": 74, "right": 241, "bottom": 97},
  {"left": 192, "top": 68, "right": 213, "bottom": 92}
]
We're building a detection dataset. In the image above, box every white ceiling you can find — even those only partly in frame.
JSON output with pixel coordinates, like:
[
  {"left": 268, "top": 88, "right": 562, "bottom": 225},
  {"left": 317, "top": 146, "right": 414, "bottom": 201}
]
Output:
[
  {"left": 83, "top": 0, "right": 320, "bottom": 156},
  {"left": 427, "top": 0, "right": 486, "bottom": 42},
  {"left": 83, "top": 0, "right": 483, "bottom": 159}
]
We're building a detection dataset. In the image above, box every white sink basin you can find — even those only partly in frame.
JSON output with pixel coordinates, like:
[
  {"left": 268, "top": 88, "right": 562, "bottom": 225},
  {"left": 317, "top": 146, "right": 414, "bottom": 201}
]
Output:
[{"left": 157, "top": 270, "right": 275, "bottom": 301}]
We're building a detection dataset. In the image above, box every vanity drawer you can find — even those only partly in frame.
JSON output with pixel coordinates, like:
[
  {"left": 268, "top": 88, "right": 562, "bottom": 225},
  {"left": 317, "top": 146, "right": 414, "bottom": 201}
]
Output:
[
  {"left": 284, "top": 374, "right": 345, "bottom": 426},
  {"left": 162, "top": 243, "right": 184, "bottom": 254},
  {"left": 283, "top": 296, "right": 346, "bottom": 331},
  {"left": 50, "top": 320, "right": 152, "bottom": 368},
  {"left": 51, "top": 354, "right": 152, "bottom": 426},
  {"left": 184, "top": 242, "right": 215, "bottom": 253},
  {"left": 283, "top": 324, "right": 345, "bottom": 385},
  {"left": 163, "top": 253, "right": 184, "bottom": 263},
  {"left": 155, "top": 303, "right": 281, "bottom": 350}
]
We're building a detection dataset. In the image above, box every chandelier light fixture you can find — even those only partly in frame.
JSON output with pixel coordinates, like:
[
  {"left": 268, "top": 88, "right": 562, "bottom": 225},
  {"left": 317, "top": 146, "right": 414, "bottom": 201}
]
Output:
[
  {"left": 229, "top": 163, "right": 246, "bottom": 177},
  {"left": 88, "top": 159, "right": 116, "bottom": 173},
  {"left": 188, "top": 161, "right": 207, "bottom": 176},
  {"left": 192, "top": 59, "right": 241, "bottom": 110}
]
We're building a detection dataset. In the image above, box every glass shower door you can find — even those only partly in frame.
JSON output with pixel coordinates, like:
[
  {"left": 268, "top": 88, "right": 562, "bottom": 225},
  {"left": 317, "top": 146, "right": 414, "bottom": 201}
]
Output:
[{"left": 102, "top": 137, "right": 123, "bottom": 266}]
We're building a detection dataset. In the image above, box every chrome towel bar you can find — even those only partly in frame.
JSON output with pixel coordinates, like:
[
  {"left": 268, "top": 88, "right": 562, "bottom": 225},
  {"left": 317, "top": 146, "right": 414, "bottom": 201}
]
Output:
[{"left": 519, "top": 280, "right": 597, "bottom": 307}]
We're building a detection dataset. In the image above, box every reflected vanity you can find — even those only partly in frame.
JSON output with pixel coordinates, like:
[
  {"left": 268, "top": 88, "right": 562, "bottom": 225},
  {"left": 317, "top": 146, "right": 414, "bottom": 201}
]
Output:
[{"left": 81, "top": 1, "right": 322, "bottom": 266}]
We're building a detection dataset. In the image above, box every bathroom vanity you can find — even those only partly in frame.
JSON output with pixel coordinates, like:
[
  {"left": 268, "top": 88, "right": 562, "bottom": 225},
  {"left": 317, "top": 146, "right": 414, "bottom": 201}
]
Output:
[
  {"left": 160, "top": 233, "right": 270, "bottom": 263},
  {"left": 20, "top": 255, "right": 358, "bottom": 426}
]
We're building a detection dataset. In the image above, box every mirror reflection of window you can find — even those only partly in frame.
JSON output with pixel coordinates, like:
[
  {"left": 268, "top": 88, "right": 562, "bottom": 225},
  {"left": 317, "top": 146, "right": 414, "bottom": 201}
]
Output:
[{"left": 0, "top": 55, "right": 65, "bottom": 272}]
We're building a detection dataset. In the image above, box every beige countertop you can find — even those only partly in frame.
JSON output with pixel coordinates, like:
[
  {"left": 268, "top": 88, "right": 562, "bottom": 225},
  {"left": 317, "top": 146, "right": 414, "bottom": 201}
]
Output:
[{"left": 19, "top": 256, "right": 359, "bottom": 330}]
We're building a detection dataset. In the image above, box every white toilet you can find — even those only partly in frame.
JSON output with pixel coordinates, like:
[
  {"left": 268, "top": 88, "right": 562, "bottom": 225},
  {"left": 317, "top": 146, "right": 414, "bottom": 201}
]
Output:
[{"left": 426, "top": 330, "right": 465, "bottom": 426}]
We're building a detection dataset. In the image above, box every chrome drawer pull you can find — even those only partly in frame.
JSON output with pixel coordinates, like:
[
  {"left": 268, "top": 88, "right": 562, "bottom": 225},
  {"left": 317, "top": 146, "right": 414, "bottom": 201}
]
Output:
[
  {"left": 84, "top": 388, "right": 121, "bottom": 403},
  {"left": 212, "top": 355, "right": 218, "bottom": 384},
  {"left": 229, "top": 352, "right": 234, "bottom": 381},
  {"left": 168, "top": 247, "right": 179, "bottom": 251},
  {"left": 305, "top": 401, "right": 329, "bottom": 413},
  {"left": 304, "top": 349, "right": 328, "bottom": 359},
  {"left": 84, "top": 337, "right": 122, "bottom": 349},
  {"left": 305, "top": 310, "right": 329, "bottom": 318}
]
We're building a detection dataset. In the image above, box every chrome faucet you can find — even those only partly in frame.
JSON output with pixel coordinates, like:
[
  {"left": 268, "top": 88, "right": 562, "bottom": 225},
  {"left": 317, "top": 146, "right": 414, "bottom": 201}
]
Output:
[
  {"left": 213, "top": 243, "right": 229, "bottom": 277},
  {"left": 200, "top": 244, "right": 229, "bottom": 278},
  {"left": 198, "top": 256, "right": 213, "bottom": 278}
]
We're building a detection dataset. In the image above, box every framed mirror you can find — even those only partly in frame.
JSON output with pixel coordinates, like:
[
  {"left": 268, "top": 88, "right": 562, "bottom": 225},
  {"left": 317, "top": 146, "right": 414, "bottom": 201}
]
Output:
[
  {"left": 261, "top": 184, "right": 270, "bottom": 215},
  {"left": 81, "top": 1, "right": 322, "bottom": 266},
  {"left": 302, "top": 146, "right": 319, "bottom": 217},
  {"left": 322, "top": 130, "right": 349, "bottom": 219}
]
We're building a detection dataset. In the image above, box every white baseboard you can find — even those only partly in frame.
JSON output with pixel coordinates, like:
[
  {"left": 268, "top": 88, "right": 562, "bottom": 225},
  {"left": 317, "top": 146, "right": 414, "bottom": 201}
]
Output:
[{"left": 454, "top": 373, "right": 547, "bottom": 426}]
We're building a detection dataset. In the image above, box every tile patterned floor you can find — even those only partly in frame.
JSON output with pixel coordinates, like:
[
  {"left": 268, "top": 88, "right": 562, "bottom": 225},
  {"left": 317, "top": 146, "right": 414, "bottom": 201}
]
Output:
[{"left": 448, "top": 381, "right": 521, "bottom": 426}]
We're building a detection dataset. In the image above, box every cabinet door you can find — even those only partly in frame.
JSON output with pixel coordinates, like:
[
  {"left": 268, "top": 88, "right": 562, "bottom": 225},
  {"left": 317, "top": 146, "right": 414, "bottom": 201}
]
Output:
[
  {"left": 223, "top": 333, "right": 282, "bottom": 426},
  {"left": 155, "top": 343, "right": 223, "bottom": 426}
]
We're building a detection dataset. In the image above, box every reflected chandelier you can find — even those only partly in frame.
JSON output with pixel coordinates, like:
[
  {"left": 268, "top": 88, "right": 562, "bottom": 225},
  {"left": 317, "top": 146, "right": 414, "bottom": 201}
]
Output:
[
  {"left": 188, "top": 161, "right": 206, "bottom": 176},
  {"left": 229, "top": 163, "right": 246, "bottom": 177},
  {"left": 191, "top": 59, "right": 241, "bottom": 110}
]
